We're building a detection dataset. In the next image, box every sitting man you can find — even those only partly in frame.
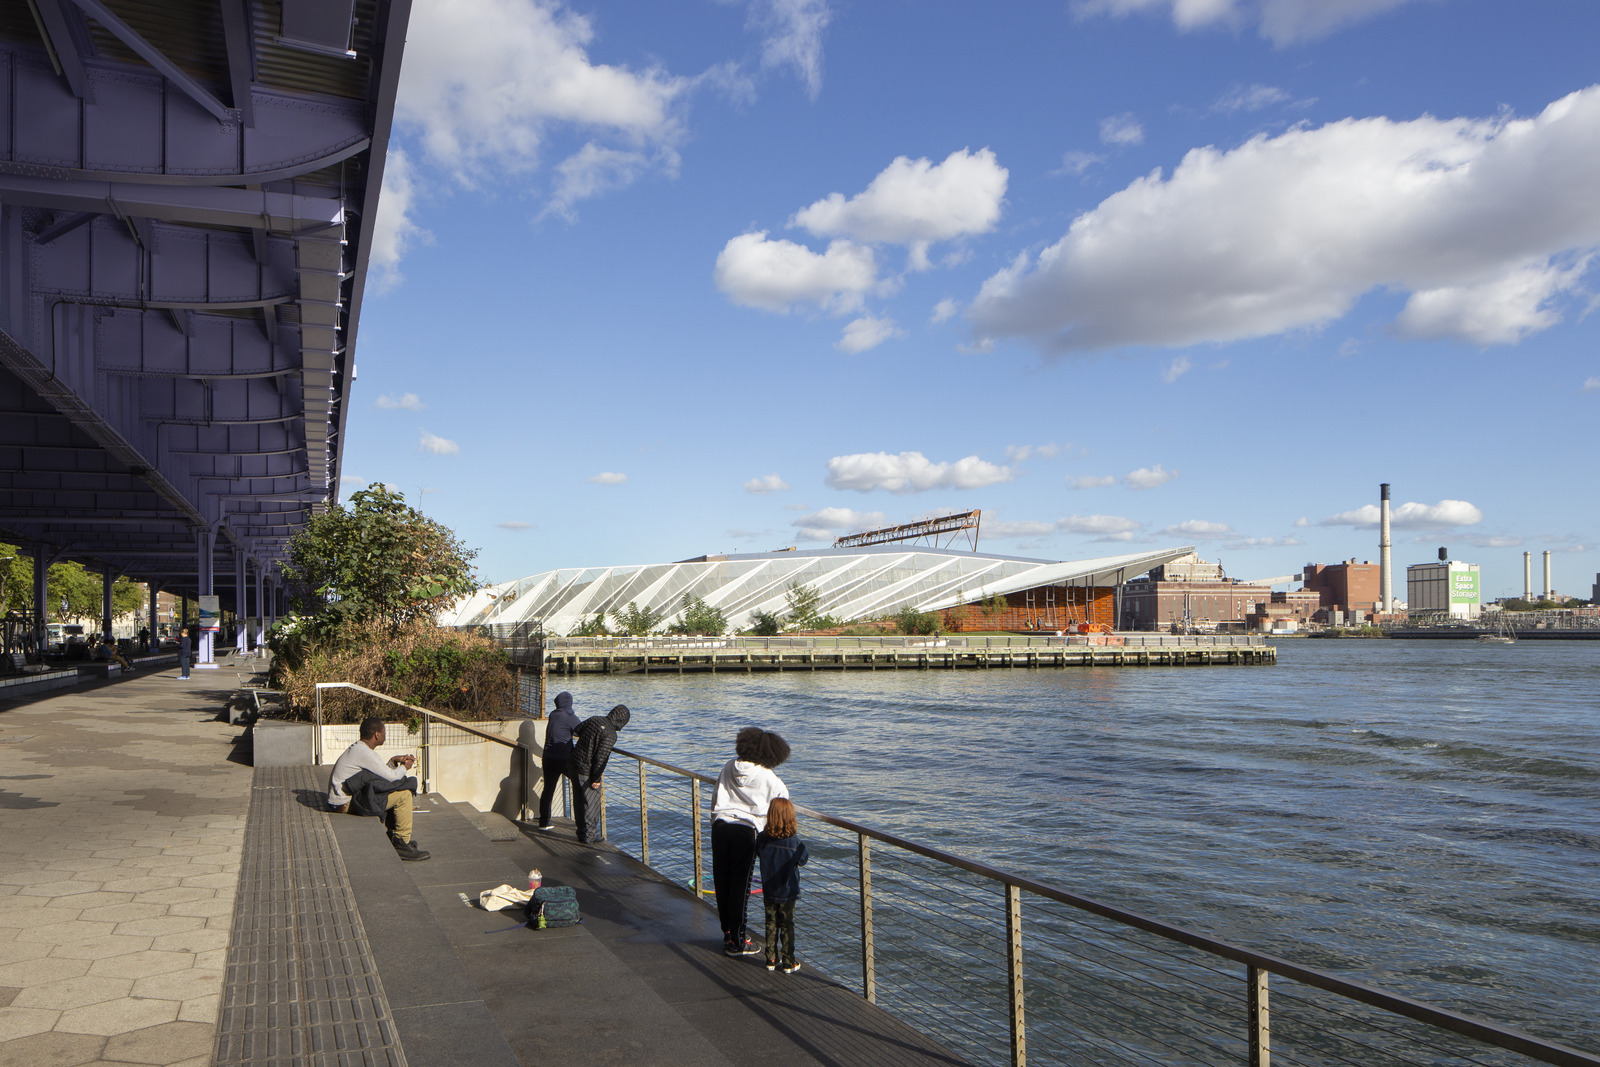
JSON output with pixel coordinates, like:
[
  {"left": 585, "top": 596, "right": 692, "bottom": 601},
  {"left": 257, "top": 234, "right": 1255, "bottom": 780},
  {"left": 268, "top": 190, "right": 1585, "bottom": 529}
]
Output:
[{"left": 327, "top": 716, "right": 430, "bottom": 861}]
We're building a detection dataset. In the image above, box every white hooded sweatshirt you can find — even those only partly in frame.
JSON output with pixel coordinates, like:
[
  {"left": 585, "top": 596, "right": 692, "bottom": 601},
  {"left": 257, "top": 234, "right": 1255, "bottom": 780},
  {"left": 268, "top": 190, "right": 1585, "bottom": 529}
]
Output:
[{"left": 712, "top": 759, "right": 788, "bottom": 831}]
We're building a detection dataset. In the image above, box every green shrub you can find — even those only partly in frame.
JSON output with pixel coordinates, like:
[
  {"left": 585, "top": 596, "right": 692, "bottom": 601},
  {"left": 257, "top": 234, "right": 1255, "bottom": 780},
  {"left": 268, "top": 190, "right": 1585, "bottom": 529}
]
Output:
[{"left": 895, "top": 606, "right": 940, "bottom": 635}]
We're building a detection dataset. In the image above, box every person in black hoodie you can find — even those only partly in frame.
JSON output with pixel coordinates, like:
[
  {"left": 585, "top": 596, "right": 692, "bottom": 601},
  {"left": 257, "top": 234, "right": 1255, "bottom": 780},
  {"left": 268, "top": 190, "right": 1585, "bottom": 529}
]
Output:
[
  {"left": 538, "top": 692, "right": 581, "bottom": 831},
  {"left": 567, "top": 704, "right": 630, "bottom": 844}
]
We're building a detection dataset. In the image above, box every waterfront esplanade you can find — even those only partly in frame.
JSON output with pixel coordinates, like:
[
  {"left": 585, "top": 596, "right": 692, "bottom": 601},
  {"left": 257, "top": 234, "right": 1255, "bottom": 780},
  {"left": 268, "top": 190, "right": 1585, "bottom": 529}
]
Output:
[
  {"left": 0, "top": 0, "right": 408, "bottom": 646},
  {"left": 448, "top": 545, "right": 1198, "bottom": 635}
]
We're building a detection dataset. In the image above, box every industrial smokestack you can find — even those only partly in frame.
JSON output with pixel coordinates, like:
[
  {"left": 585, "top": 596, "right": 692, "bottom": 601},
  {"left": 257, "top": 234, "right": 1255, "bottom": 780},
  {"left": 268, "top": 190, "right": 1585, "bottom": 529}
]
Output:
[
  {"left": 1524, "top": 551, "right": 1533, "bottom": 600},
  {"left": 1543, "top": 550, "right": 1552, "bottom": 600},
  {"left": 1379, "top": 483, "right": 1392, "bottom": 613}
]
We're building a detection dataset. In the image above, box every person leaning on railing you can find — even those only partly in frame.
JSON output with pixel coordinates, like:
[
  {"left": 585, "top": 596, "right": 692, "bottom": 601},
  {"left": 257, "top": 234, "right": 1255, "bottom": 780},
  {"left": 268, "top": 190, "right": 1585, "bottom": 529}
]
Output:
[
  {"left": 567, "top": 704, "right": 631, "bottom": 845},
  {"left": 536, "top": 692, "right": 581, "bottom": 831}
]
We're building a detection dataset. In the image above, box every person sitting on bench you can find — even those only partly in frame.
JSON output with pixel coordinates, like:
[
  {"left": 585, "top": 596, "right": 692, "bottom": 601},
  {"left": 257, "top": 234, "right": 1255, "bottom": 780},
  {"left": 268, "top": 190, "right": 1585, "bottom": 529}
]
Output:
[{"left": 327, "top": 716, "right": 430, "bottom": 861}]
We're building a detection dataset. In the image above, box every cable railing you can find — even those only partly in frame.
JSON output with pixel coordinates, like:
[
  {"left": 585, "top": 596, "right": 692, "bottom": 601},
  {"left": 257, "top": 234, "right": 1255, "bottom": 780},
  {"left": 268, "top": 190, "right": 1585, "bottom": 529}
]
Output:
[
  {"left": 600, "top": 746, "right": 1598, "bottom": 1067},
  {"left": 307, "top": 683, "right": 1594, "bottom": 1067}
]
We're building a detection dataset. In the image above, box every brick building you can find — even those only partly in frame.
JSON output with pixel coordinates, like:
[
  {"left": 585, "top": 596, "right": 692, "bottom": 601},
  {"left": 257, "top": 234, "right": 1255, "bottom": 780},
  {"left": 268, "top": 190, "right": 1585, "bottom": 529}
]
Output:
[
  {"left": 942, "top": 584, "right": 1115, "bottom": 631},
  {"left": 1300, "top": 560, "right": 1382, "bottom": 618},
  {"left": 1248, "top": 589, "right": 1323, "bottom": 632},
  {"left": 1117, "top": 555, "right": 1272, "bottom": 632}
]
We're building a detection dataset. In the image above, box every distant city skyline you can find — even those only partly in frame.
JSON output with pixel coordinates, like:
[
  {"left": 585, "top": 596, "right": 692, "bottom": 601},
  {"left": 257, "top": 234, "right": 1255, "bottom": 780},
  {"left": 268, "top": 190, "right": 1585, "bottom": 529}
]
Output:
[{"left": 341, "top": 0, "right": 1599, "bottom": 600}]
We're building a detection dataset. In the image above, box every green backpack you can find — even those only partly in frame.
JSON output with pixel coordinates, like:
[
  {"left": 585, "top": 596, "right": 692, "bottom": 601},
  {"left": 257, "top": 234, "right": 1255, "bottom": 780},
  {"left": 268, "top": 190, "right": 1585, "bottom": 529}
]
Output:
[{"left": 528, "top": 885, "right": 580, "bottom": 929}]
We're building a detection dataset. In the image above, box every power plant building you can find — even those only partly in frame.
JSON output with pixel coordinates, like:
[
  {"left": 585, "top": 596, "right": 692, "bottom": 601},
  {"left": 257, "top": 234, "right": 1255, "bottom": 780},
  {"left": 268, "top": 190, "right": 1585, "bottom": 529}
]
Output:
[
  {"left": 1406, "top": 560, "right": 1481, "bottom": 619},
  {"left": 1301, "top": 560, "right": 1382, "bottom": 617},
  {"left": 1115, "top": 555, "right": 1273, "bottom": 632}
]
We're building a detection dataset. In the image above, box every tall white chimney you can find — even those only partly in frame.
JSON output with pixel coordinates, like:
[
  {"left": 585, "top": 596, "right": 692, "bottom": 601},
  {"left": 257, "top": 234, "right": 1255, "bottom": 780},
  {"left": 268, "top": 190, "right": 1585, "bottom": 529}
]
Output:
[
  {"left": 1543, "top": 550, "right": 1552, "bottom": 600},
  {"left": 1523, "top": 552, "right": 1532, "bottom": 600},
  {"left": 1378, "top": 483, "right": 1392, "bottom": 613}
]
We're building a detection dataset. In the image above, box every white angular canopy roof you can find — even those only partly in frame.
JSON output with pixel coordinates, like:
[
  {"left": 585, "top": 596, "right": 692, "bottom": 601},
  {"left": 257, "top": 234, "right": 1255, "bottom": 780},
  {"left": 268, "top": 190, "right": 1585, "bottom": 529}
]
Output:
[{"left": 445, "top": 545, "right": 1195, "bottom": 635}]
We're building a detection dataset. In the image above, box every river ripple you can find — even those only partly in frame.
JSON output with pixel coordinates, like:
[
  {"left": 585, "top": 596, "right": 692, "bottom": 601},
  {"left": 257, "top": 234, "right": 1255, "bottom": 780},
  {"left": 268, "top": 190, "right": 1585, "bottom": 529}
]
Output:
[{"left": 562, "top": 639, "right": 1600, "bottom": 1050}]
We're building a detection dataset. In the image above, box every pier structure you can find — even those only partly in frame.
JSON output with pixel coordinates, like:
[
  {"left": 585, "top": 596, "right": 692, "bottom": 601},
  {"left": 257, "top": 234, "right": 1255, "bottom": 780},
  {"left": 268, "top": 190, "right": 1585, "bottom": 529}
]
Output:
[
  {"left": 448, "top": 544, "right": 1204, "bottom": 637},
  {"left": 539, "top": 633, "right": 1276, "bottom": 675}
]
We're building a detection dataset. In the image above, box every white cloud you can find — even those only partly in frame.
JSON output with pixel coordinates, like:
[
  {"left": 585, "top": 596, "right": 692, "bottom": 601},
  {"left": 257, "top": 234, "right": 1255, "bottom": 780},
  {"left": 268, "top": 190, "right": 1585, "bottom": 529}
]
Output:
[
  {"left": 713, "top": 232, "right": 876, "bottom": 313},
  {"left": 497, "top": 521, "right": 534, "bottom": 530},
  {"left": 398, "top": 0, "right": 686, "bottom": 178},
  {"left": 1099, "top": 114, "right": 1144, "bottom": 146},
  {"left": 1057, "top": 514, "right": 1145, "bottom": 542},
  {"left": 744, "top": 473, "right": 791, "bottom": 495},
  {"left": 985, "top": 520, "right": 1057, "bottom": 539},
  {"left": 836, "top": 315, "right": 904, "bottom": 353},
  {"left": 1583, "top": 376, "right": 1600, "bottom": 393},
  {"left": 1161, "top": 356, "right": 1192, "bottom": 383},
  {"left": 1124, "top": 464, "right": 1178, "bottom": 490},
  {"left": 1225, "top": 535, "right": 1304, "bottom": 548},
  {"left": 1067, "top": 474, "right": 1116, "bottom": 490},
  {"left": 1056, "top": 150, "right": 1107, "bottom": 176},
  {"left": 791, "top": 148, "right": 1008, "bottom": 267},
  {"left": 419, "top": 432, "right": 459, "bottom": 455},
  {"left": 542, "top": 142, "right": 674, "bottom": 222},
  {"left": 930, "top": 298, "right": 960, "bottom": 324},
  {"left": 1212, "top": 84, "right": 1292, "bottom": 114},
  {"left": 1073, "top": 0, "right": 1425, "bottom": 45},
  {"left": 1394, "top": 259, "right": 1591, "bottom": 346},
  {"left": 1006, "top": 443, "right": 1062, "bottom": 463},
  {"left": 375, "top": 391, "right": 425, "bottom": 411},
  {"left": 753, "top": 0, "right": 832, "bottom": 99},
  {"left": 1293, "top": 516, "right": 1309, "bottom": 527},
  {"left": 782, "top": 502, "right": 810, "bottom": 511},
  {"left": 1320, "top": 499, "right": 1483, "bottom": 528},
  {"left": 588, "top": 471, "right": 628, "bottom": 485},
  {"left": 825, "top": 451, "right": 1014, "bottom": 493},
  {"left": 1464, "top": 534, "right": 1524, "bottom": 549},
  {"left": 1163, "top": 519, "right": 1233, "bottom": 538},
  {"left": 369, "top": 148, "right": 429, "bottom": 293},
  {"left": 970, "top": 87, "right": 1600, "bottom": 354},
  {"left": 792, "top": 506, "right": 887, "bottom": 542}
]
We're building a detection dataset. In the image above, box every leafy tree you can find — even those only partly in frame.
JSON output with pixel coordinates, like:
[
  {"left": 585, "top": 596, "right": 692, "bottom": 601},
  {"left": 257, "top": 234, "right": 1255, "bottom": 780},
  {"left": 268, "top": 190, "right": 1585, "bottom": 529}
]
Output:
[
  {"left": 747, "top": 610, "right": 781, "bottom": 636},
  {"left": 48, "top": 562, "right": 100, "bottom": 621},
  {"left": 569, "top": 611, "right": 611, "bottom": 637},
  {"left": 0, "top": 543, "right": 28, "bottom": 617},
  {"left": 895, "top": 605, "right": 940, "bottom": 635},
  {"left": 785, "top": 582, "right": 825, "bottom": 628},
  {"left": 0, "top": 547, "right": 147, "bottom": 626},
  {"left": 670, "top": 593, "right": 726, "bottom": 635},
  {"left": 614, "top": 601, "right": 661, "bottom": 635},
  {"left": 111, "top": 579, "right": 145, "bottom": 618},
  {"left": 982, "top": 592, "right": 1009, "bottom": 616},
  {"left": 285, "top": 484, "right": 478, "bottom": 639}
]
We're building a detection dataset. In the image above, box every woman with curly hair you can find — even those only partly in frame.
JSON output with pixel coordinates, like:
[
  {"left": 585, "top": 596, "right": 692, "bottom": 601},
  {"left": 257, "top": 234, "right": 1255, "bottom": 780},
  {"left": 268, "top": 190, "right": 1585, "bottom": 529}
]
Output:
[{"left": 711, "top": 726, "right": 791, "bottom": 957}]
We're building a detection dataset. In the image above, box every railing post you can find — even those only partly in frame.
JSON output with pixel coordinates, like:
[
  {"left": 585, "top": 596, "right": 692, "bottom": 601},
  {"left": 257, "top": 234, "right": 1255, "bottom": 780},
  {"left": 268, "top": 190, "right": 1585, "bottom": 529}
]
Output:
[
  {"left": 859, "top": 833, "right": 875, "bottom": 1003},
  {"left": 1248, "top": 965, "right": 1271, "bottom": 1067},
  {"left": 421, "top": 713, "right": 430, "bottom": 794},
  {"left": 598, "top": 779, "right": 607, "bottom": 842},
  {"left": 1006, "top": 882, "right": 1026, "bottom": 1067},
  {"left": 638, "top": 760, "right": 650, "bottom": 866},
  {"left": 313, "top": 685, "right": 323, "bottom": 764},
  {"left": 691, "top": 779, "right": 704, "bottom": 898}
]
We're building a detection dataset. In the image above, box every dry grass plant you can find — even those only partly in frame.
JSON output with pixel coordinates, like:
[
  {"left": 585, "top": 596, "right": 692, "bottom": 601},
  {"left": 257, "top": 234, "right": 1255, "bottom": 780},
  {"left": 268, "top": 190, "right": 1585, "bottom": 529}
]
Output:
[{"left": 273, "top": 620, "right": 516, "bottom": 725}]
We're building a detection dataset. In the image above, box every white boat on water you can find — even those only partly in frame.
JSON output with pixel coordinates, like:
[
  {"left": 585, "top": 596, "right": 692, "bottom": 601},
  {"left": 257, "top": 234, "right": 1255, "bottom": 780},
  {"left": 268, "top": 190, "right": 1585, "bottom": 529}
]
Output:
[{"left": 1477, "top": 615, "right": 1517, "bottom": 644}]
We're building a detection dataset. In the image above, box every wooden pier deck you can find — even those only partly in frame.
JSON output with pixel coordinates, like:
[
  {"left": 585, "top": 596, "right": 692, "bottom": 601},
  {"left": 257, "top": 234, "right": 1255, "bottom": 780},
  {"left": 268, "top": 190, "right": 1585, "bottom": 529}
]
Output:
[{"left": 541, "top": 635, "right": 1275, "bottom": 675}]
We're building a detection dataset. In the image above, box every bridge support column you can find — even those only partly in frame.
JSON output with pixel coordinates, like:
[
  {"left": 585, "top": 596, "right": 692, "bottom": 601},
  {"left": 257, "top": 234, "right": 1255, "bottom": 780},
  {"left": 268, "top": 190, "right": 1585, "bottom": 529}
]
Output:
[
  {"left": 101, "top": 569, "right": 113, "bottom": 643},
  {"left": 32, "top": 544, "right": 46, "bottom": 654}
]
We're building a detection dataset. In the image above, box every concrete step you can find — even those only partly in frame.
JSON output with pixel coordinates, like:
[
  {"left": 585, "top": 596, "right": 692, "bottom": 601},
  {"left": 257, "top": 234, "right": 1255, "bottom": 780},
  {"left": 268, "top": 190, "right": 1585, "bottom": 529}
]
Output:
[{"left": 450, "top": 799, "right": 521, "bottom": 841}]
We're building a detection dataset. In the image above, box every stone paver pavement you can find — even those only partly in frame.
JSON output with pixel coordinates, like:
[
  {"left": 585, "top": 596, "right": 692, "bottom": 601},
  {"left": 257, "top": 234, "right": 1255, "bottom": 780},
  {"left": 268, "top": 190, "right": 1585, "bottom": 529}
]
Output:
[{"left": 0, "top": 664, "right": 252, "bottom": 1067}]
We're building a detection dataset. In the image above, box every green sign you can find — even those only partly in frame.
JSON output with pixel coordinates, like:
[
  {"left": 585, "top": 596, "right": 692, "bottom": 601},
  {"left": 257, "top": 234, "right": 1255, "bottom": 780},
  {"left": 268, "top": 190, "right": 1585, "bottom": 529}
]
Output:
[{"left": 1449, "top": 570, "right": 1478, "bottom": 604}]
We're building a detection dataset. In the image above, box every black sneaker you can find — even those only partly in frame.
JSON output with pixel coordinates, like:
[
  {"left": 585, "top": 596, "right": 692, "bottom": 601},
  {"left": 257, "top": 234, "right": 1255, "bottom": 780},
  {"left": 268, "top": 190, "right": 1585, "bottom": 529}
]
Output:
[
  {"left": 766, "top": 959, "right": 777, "bottom": 971},
  {"left": 723, "top": 938, "right": 743, "bottom": 958},
  {"left": 391, "top": 836, "right": 430, "bottom": 861},
  {"left": 736, "top": 937, "right": 759, "bottom": 956},
  {"left": 781, "top": 961, "right": 801, "bottom": 974}
]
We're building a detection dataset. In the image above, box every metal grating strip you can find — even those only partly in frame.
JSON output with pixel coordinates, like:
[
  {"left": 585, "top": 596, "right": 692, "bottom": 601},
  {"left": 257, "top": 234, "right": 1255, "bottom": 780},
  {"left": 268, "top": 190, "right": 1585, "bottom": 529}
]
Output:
[{"left": 215, "top": 764, "right": 407, "bottom": 1067}]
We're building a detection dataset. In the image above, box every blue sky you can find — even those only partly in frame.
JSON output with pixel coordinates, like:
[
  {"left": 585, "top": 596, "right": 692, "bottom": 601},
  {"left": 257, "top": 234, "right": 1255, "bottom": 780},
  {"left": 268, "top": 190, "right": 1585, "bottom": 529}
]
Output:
[{"left": 342, "top": 0, "right": 1599, "bottom": 601}]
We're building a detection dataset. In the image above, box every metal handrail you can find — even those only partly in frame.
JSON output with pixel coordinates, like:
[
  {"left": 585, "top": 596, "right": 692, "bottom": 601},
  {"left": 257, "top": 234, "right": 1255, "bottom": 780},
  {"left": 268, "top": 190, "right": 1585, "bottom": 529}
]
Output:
[
  {"left": 542, "top": 633, "right": 1272, "bottom": 650},
  {"left": 608, "top": 744, "right": 1600, "bottom": 1067}
]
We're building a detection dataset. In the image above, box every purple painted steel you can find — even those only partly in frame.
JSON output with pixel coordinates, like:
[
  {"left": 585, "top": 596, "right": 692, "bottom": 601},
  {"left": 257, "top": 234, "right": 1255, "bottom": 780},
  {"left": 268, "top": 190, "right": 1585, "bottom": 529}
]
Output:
[{"left": 0, "top": 0, "right": 412, "bottom": 619}]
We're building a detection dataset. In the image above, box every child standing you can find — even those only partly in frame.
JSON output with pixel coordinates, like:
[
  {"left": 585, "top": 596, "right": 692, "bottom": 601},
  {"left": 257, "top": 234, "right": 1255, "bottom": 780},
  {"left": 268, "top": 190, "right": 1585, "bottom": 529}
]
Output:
[{"left": 755, "top": 797, "right": 809, "bottom": 973}]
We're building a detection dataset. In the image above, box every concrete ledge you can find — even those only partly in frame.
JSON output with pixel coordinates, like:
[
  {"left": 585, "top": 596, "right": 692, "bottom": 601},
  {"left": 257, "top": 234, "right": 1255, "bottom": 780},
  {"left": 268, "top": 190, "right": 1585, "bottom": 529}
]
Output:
[{"left": 250, "top": 717, "right": 313, "bottom": 766}]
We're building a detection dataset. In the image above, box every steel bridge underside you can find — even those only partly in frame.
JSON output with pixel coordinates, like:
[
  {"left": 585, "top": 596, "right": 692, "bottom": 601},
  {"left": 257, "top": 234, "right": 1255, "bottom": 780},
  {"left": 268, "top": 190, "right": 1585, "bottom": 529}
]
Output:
[{"left": 0, "top": 0, "right": 410, "bottom": 635}]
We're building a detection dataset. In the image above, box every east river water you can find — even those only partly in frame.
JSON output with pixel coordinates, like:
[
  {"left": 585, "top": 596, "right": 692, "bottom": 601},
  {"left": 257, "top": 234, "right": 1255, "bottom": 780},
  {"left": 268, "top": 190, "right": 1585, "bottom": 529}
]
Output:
[{"left": 558, "top": 639, "right": 1599, "bottom": 1055}]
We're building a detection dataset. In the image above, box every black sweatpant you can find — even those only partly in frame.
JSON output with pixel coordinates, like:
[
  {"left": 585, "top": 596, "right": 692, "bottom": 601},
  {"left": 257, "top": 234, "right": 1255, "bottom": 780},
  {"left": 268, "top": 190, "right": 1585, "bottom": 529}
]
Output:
[
  {"left": 538, "top": 749, "right": 569, "bottom": 827},
  {"left": 711, "top": 819, "right": 758, "bottom": 941}
]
